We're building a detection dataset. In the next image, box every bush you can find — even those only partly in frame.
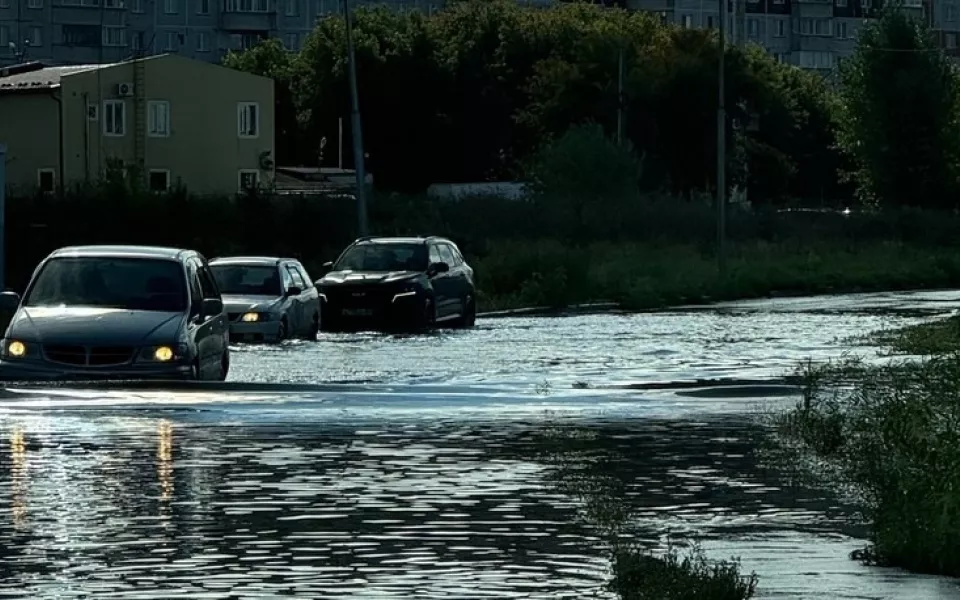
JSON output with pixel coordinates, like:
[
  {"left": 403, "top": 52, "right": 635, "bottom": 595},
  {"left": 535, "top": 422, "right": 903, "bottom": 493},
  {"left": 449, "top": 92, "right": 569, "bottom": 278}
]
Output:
[
  {"left": 777, "top": 355, "right": 960, "bottom": 575},
  {"left": 611, "top": 544, "right": 758, "bottom": 600}
]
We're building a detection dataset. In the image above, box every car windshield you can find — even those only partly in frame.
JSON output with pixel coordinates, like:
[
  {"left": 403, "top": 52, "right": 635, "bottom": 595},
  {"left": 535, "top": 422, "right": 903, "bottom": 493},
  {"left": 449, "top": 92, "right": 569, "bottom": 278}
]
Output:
[
  {"left": 24, "top": 257, "right": 188, "bottom": 312},
  {"left": 210, "top": 264, "right": 281, "bottom": 296},
  {"left": 334, "top": 243, "right": 428, "bottom": 272}
]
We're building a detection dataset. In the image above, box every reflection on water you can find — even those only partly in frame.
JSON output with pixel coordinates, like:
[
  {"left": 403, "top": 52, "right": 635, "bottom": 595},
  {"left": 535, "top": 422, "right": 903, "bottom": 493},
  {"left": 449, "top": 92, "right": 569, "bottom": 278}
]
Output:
[
  {"left": 0, "top": 412, "right": 955, "bottom": 599},
  {"left": 10, "top": 426, "right": 26, "bottom": 530}
]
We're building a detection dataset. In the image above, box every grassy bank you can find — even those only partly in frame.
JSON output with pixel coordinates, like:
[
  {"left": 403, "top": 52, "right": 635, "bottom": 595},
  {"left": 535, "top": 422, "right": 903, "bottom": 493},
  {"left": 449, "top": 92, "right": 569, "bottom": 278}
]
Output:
[
  {"left": 539, "top": 425, "right": 759, "bottom": 599},
  {"left": 777, "top": 339, "right": 960, "bottom": 575},
  {"left": 9, "top": 188, "right": 960, "bottom": 311}
]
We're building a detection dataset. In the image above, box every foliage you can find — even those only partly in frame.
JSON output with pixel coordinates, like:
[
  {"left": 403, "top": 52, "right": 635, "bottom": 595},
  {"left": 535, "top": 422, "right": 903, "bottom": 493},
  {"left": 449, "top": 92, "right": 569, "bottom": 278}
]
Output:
[
  {"left": 837, "top": 9, "right": 960, "bottom": 209},
  {"left": 611, "top": 544, "right": 758, "bottom": 600},
  {"left": 777, "top": 355, "right": 960, "bottom": 576},
  {"left": 223, "top": 2, "right": 842, "bottom": 202}
]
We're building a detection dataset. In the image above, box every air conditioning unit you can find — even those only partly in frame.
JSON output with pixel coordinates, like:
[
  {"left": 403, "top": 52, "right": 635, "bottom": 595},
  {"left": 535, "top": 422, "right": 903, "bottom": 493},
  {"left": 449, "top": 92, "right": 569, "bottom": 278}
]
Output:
[
  {"left": 86, "top": 103, "right": 99, "bottom": 121},
  {"left": 116, "top": 82, "right": 134, "bottom": 97}
]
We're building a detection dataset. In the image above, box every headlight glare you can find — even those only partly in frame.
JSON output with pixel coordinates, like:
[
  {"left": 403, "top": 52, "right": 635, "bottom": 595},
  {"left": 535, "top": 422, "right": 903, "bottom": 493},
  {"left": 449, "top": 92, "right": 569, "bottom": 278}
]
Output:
[
  {"left": 241, "top": 312, "right": 260, "bottom": 322},
  {"left": 153, "top": 346, "right": 175, "bottom": 362},
  {"left": 6, "top": 340, "right": 26, "bottom": 358}
]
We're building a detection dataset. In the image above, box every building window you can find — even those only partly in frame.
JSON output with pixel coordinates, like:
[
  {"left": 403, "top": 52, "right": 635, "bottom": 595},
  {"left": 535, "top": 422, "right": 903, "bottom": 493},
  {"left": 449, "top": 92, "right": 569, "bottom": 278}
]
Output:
[
  {"left": 149, "top": 170, "right": 170, "bottom": 192},
  {"left": 0, "top": 26, "right": 9, "bottom": 47},
  {"left": 102, "top": 26, "right": 126, "bottom": 47},
  {"left": 164, "top": 31, "right": 180, "bottom": 51},
  {"left": 132, "top": 0, "right": 143, "bottom": 11},
  {"left": 104, "top": 0, "right": 125, "bottom": 7},
  {"left": 800, "top": 18, "right": 832, "bottom": 36},
  {"left": 948, "top": 4, "right": 957, "bottom": 21},
  {"left": 0, "top": 0, "right": 8, "bottom": 9},
  {"left": 836, "top": 0, "right": 847, "bottom": 6},
  {"left": 238, "top": 102, "right": 259, "bottom": 138},
  {"left": 285, "top": 0, "right": 297, "bottom": 15},
  {"left": 775, "top": 20, "right": 785, "bottom": 37},
  {"left": 164, "top": 0, "right": 177, "bottom": 13},
  {"left": 283, "top": 33, "right": 298, "bottom": 50},
  {"left": 29, "top": 26, "right": 42, "bottom": 46},
  {"left": 196, "top": 31, "right": 210, "bottom": 51},
  {"left": 131, "top": 31, "right": 144, "bottom": 51},
  {"left": 197, "top": 0, "right": 210, "bottom": 12},
  {"left": 747, "top": 18, "right": 759, "bottom": 38},
  {"left": 37, "top": 169, "right": 56, "bottom": 193},
  {"left": 103, "top": 100, "right": 126, "bottom": 136},
  {"left": 682, "top": 14, "right": 692, "bottom": 28},
  {"left": 948, "top": 33, "right": 958, "bottom": 49},
  {"left": 27, "top": 0, "right": 41, "bottom": 8},
  {"left": 148, "top": 101, "right": 171, "bottom": 137},
  {"left": 238, "top": 170, "right": 260, "bottom": 192},
  {"left": 223, "top": 0, "right": 268, "bottom": 12},
  {"left": 706, "top": 16, "right": 715, "bottom": 28}
]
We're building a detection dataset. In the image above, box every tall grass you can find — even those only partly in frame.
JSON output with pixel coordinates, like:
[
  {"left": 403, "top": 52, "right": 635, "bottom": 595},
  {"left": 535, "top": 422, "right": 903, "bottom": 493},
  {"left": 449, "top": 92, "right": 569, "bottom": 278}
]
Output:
[
  {"left": 777, "top": 355, "right": 960, "bottom": 575},
  {"left": 9, "top": 187, "right": 960, "bottom": 311}
]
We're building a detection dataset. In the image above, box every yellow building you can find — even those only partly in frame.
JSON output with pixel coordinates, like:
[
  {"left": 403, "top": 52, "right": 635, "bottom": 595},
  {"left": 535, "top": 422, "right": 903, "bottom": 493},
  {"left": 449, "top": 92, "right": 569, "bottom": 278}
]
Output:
[{"left": 0, "top": 53, "right": 275, "bottom": 195}]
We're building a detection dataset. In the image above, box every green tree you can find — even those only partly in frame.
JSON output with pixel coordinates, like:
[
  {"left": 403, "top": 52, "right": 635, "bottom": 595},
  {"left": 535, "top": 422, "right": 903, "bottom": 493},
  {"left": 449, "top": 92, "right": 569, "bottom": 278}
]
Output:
[{"left": 838, "top": 9, "right": 960, "bottom": 209}]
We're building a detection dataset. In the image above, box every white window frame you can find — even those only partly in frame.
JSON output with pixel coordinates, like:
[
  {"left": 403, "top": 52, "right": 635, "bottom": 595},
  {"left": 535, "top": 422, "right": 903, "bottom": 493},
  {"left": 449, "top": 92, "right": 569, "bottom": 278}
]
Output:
[
  {"left": 237, "top": 102, "right": 260, "bottom": 138},
  {"left": 37, "top": 169, "right": 56, "bottom": 193},
  {"left": 164, "top": 31, "right": 179, "bottom": 51},
  {"left": 283, "top": 32, "right": 298, "bottom": 50},
  {"left": 29, "top": 26, "right": 42, "bottom": 46},
  {"left": 132, "top": 0, "right": 143, "bottom": 11},
  {"left": 103, "top": 99, "right": 126, "bottom": 137},
  {"left": 148, "top": 169, "right": 171, "bottom": 192},
  {"left": 147, "top": 100, "right": 171, "bottom": 137},
  {"left": 27, "top": 0, "right": 42, "bottom": 8},
  {"left": 164, "top": 0, "right": 177, "bottom": 13},
  {"left": 284, "top": 0, "right": 297, "bottom": 15},
  {"left": 197, "top": 0, "right": 210, "bottom": 12},
  {"left": 238, "top": 169, "right": 260, "bottom": 192},
  {"left": 102, "top": 26, "right": 126, "bottom": 47},
  {"left": 196, "top": 31, "right": 209, "bottom": 51},
  {"left": 776, "top": 20, "right": 785, "bottom": 37}
]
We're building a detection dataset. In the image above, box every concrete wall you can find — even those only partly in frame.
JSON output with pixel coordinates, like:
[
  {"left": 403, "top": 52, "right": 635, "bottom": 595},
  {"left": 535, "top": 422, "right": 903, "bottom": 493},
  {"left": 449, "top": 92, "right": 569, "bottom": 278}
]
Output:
[{"left": 0, "top": 91, "right": 59, "bottom": 193}]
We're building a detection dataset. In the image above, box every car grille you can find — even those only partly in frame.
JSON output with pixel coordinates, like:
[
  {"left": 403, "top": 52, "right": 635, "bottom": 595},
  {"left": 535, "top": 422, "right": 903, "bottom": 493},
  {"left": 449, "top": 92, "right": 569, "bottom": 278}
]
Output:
[{"left": 43, "top": 345, "right": 135, "bottom": 367}]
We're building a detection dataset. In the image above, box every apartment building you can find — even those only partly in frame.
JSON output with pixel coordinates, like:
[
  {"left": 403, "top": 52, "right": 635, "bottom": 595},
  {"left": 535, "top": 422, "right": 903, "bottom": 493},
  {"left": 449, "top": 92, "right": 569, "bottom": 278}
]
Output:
[
  {"left": 0, "top": 53, "right": 275, "bottom": 194},
  {"left": 629, "top": 0, "right": 926, "bottom": 71}
]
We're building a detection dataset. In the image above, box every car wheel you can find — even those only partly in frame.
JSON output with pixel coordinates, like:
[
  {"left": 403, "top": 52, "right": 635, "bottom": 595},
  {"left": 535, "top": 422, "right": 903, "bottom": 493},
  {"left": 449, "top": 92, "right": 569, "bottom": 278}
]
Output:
[
  {"left": 217, "top": 351, "right": 230, "bottom": 381},
  {"left": 453, "top": 294, "right": 477, "bottom": 328},
  {"left": 277, "top": 318, "right": 288, "bottom": 342}
]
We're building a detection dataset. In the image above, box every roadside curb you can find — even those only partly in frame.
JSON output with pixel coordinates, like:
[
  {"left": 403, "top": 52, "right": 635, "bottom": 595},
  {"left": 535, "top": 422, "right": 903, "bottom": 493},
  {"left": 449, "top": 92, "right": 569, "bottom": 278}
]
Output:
[{"left": 477, "top": 302, "right": 621, "bottom": 319}]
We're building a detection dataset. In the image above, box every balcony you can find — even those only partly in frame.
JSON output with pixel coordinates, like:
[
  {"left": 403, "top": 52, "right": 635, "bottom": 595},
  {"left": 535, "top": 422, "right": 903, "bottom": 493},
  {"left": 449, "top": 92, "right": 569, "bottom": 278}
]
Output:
[{"left": 220, "top": 0, "right": 275, "bottom": 30}]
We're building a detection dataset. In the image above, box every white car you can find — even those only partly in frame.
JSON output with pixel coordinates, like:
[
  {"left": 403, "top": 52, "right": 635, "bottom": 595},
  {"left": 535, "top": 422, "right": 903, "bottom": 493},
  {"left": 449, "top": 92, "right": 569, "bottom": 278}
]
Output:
[{"left": 209, "top": 256, "right": 321, "bottom": 343}]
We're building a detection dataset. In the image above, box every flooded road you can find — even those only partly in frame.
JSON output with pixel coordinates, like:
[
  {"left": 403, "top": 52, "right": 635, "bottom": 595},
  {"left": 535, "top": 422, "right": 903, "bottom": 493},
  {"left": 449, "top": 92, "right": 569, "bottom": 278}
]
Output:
[{"left": 1, "top": 290, "right": 959, "bottom": 599}]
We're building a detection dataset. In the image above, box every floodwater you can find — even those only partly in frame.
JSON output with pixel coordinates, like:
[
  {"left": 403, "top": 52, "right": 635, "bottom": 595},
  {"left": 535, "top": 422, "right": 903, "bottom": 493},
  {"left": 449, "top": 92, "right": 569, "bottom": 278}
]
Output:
[{"left": 1, "top": 290, "right": 959, "bottom": 599}]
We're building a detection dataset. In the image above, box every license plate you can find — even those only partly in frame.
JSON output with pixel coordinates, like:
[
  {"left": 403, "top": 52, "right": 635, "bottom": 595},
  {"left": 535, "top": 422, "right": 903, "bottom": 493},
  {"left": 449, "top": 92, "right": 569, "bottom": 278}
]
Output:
[{"left": 342, "top": 308, "right": 374, "bottom": 317}]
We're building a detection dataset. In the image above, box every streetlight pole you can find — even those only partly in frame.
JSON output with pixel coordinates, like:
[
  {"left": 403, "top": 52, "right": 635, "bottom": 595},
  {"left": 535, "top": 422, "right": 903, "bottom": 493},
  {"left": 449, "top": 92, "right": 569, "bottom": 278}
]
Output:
[
  {"left": 0, "top": 143, "right": 6, "bottom": 291},
  {"left": 342, "top": 0, "right": 369, "bottom": 237},
  {"left": 717, "top": 0, "right": 727, "bottom": 275}
]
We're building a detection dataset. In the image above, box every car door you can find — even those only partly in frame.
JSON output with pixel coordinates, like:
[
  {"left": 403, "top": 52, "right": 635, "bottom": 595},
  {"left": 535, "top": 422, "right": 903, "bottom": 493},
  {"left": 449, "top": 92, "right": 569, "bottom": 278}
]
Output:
[
  {"left": 428, "top": 243, "right": 455, "bottom": 317},
  {"left": 186, "top": 260, "right": 218, "bottom": 378},
  {"left": 294, "top": 262, "right": 320, "bottom": 329},
  {"left": 197, "top": 259, "right": 228, "bottom": 365},
  {"left": 440, "top": 243, "right": 471, "bottom": 314},
  {"left": 284, "top": 263, "right": 308, "bottom": 334}
]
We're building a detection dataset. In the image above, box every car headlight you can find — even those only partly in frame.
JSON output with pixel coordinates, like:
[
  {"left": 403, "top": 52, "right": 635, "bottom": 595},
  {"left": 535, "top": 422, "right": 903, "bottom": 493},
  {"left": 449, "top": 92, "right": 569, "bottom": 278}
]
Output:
[
  {"left": 4, "top": 339, "right": 27, "bottom": 359},
  {"left": 241, "top": 312, "right": 266, "bottom": 322},
  {"left": 139, "top": 344, "right": 187, "bottom": 363}
]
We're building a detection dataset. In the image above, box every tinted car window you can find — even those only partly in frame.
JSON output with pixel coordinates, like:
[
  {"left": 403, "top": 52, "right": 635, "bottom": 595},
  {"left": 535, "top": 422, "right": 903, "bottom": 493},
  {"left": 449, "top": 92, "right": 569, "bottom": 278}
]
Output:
[
  {"left": 197, "top": 263, "right": 221, "bottom": 299},
  {"left": 211, "top": 264, "right": 282, "bottom": 296},
  {"left": 295, "top": 264, "right": 313, "bottom": 288},
  {"left": 335, "top": 243, "right": 428, "bottom": 272},
  {"left": 438, "top": 245, "right": 457, "bottom": 266},
  {"left": 286, "top": 265, "right": 306, "bottom": 289},
  {"left": 24, "top": 257, "right": 187, "bottom": 312},
  {"left": 428, "top": 245, "right": 443, "bottom": 265}
]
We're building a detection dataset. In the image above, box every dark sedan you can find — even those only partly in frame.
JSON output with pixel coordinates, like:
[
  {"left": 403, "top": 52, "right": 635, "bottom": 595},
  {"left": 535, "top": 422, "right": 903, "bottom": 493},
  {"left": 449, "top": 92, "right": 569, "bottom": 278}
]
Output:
[
  {"left": 316, "top": 236, "right": 477, "bottom": 332},
  {"left": 0, "top": 245, "right": 230, "bottom": 381}
]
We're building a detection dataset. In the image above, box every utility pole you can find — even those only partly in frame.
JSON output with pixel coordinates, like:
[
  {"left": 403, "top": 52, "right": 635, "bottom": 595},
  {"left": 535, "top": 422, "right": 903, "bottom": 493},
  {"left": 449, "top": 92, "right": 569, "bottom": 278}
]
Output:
[
  {"left": 343, "top": 0, "right": 369, "bottom": 237},
  {"left": 616, "top": 47, "right": 625, "bottom": 146},
  {"left": 717, "top": 0, "right": 727, "bottom": 275}
]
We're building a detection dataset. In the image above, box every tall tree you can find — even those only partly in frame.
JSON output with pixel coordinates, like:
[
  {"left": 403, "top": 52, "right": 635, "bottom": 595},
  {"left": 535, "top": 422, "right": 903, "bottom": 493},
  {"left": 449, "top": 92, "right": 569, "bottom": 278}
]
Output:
[{"left": 837, "top": 9, "right": 960, "bottom": 209}]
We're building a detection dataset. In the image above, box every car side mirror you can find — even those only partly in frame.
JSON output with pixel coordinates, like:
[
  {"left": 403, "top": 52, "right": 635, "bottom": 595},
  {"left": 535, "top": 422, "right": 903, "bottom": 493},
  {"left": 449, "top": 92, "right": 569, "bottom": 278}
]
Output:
[
  {"left": 201, "top": 297, "right": 223, "bottom": 318},
  {"left": 428, "top": 261, "right": 450, "bottom": 275},
  {"left": 0, "top": 291, "right": 20, "bottom": 312},
  {"left": 286, "top": 286, "right": 302, "bottom": 297}
]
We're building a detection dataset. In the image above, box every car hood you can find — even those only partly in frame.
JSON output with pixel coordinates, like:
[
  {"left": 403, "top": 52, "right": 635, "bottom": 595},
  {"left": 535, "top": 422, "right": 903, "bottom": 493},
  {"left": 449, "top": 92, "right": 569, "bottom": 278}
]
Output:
[
  {"left": 221, "top": 294, "right": 283, "bottom": 313},
  {"left": 320, "top": 271, "right": 419, "bottom": 286},
  {"left": 7, "top": 307, "right": 185, "bottom": 345}
]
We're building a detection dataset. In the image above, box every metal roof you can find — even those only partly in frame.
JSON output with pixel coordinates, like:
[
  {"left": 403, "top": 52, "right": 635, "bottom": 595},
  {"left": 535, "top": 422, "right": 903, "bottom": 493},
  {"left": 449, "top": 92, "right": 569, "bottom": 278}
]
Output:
[
  {"left": 49, "top": 245, "right": 191, "bottom": 260},
  {"left": 0, "top": 63, "right": 115, "bottom": 93}
]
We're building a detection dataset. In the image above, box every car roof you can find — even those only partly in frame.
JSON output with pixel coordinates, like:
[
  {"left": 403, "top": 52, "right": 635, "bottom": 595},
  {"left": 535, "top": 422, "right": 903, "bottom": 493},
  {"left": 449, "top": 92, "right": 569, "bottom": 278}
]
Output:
[
  {"left": 49, "top": 245, "right": 192, "bottom": 260},
  {"left": 354, "top": 236, "right": 454, "bottom": 245},
  {"left": 209, "top": 256, "right": 293, "bottom": 266}
]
